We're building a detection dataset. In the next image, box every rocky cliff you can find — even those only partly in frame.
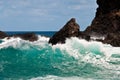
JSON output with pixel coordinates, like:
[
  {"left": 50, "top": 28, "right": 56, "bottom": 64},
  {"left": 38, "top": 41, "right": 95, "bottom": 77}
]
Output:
[
  {"left": 83, "top": 0, "right": 120, "bottom": 46},
  {"left": 84, "top": 0, "right": 120, "bottom": 35}
]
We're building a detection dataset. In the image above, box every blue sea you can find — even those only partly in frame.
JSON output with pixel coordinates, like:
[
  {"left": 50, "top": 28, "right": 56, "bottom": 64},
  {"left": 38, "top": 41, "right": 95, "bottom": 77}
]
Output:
[{"left": 0, "top": 31, "right": 120, "bottom": 80}]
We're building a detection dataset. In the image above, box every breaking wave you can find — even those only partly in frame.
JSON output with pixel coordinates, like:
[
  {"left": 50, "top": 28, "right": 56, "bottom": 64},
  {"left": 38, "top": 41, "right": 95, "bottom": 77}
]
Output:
[{"left": 0, "top": 35, "right": 120, "bottom": 80}]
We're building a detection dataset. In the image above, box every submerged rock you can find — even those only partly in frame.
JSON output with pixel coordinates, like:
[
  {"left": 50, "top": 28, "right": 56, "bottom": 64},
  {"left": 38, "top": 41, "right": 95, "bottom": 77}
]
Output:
[
  {"left": 49, "top": 18, "right": 80, "bottom": 45},
  {"left": 0, "top": 30, "right": 38, "bottom": 41},
  {"left": 13, "top": 33, "right": 38, "bottom": 41},
  {"left": 0, "top": 31, "right": 8, "bottom": 39}
]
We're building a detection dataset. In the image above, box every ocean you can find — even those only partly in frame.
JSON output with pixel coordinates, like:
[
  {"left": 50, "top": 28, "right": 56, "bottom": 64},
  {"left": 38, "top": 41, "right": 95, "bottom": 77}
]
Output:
[{"left": 0, "top": 31, "right": 120, "bottom": 80}]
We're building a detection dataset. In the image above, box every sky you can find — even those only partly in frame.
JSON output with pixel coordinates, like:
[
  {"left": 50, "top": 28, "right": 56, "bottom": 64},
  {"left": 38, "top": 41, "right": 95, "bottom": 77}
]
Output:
[{"left": 0, "top": 0, "right": 97, "bottom": 31}]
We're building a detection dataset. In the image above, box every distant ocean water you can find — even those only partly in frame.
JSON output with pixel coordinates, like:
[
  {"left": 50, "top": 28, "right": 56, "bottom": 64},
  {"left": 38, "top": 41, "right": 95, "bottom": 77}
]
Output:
[
  {"left": 0, "top": 31, "right": 120, "bottom": 80},
  {"left": 6, "top": 31, "right": 56, "bottom": 37}
]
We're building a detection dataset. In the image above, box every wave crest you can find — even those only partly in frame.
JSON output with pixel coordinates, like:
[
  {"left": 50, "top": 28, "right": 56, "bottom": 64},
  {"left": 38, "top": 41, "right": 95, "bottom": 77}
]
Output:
[{"left": 0, "top": 35, "right": 120, "bottom": 79}]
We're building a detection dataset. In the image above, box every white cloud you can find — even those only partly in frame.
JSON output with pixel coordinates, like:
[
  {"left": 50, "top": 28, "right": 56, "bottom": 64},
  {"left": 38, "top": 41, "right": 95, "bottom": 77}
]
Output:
[
  {"left": 0, "top": 0, "right": 97, "bottom": 31},
  {"left": 68, "top": 0, "right": 97, "bottom": 10},
  {"left": 68, "top": 5, "right": 81, "bottom": 10},
  {"left": 28, "top": 8, "right": 48, "bottom": 16},
  {"left": 0, "top": 0, "right": 96, "bottom": 18}
]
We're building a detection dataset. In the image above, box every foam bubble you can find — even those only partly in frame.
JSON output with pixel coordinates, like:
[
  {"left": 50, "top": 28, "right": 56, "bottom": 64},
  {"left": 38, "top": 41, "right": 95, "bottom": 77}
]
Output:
[
  {"left": 0, "top": 35, "right": 49, "bottom": 49},
  {"left": 30, "top": 75, "right": 94, "bottom": 80}
]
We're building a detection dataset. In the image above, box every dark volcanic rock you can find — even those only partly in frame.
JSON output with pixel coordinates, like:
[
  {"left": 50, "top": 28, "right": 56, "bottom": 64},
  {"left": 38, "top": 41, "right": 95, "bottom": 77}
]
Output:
[
  {"left": 0, "top": 31, "right": 8, "bottom": 39},
  {"left": 84, "top": 0, "right": 120, "bottom": 46},
  {"left": 103, "top": 33, "right": 120, "bottom": 47},
  {"left": 96, "top": 0, "right": 120, "bottom": 16},
  {"left": 49, "top": 18, "right": 80, "bottom": 45},
  {"left": 0, "top": 30, "right": 38, "bottom": 41},
  {"left": 79, "top": 32, "right": 90, "bottom": 41},
  {"left": 84, "top": 0, "right": 120, "bottom": 35},
  {"left": 49, "top": 0, "right": 120, "bottom": 46},
  {"left": 13, "top": 33, "right": 38, "bottom": 41}
]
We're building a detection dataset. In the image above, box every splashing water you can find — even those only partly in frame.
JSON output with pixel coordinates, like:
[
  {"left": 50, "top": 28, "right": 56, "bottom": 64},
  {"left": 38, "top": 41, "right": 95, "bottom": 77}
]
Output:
[{"left": 0, "top": 35, "right": 120, "bottom": 80}]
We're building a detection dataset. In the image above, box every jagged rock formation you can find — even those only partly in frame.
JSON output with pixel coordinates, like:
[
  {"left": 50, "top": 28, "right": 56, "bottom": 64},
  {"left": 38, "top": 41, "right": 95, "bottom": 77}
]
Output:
[
  {"left": 0, "top": 31, "right": 8, "bottom": 39},
  {"left": 83, "top": 0, "right": 120, "bottom": 47},
  {"left": 49, "top": 18, "right": 80, "bottom": 45},
  {"left": 49, "top": 0, "right": 120, "bottom": 47},
  {"left": 84, "top": 0, "right": 120, "bottom": 35}
]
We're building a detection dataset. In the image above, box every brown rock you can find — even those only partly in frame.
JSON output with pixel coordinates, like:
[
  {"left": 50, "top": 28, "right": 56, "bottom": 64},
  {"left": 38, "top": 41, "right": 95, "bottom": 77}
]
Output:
[
  {"left": 83, "top": 0, "right": 120, "bottom": 47},
  {"left": 84, "top": 0, "right": 120, "bottom": 35},
  {"left": 13, "top": 33, "right": 38, "bottom": 41},
  {"left": 0, "top": 30, "right": 38, "bottom": 41},
  {"left": 79, "top": 32, "right": 90, "bottom": 41},
  {"left": 49, "top": 18, "right": 80, "bottom": 45},
  {"left": 103, "top": 33, "right": 120, "bottom": 47},
  {"left": 0, "top": 31, "right": 8, "bottom": 39},
  {"left": 96, "top": 0, "right": 120, "bottom": 16}
]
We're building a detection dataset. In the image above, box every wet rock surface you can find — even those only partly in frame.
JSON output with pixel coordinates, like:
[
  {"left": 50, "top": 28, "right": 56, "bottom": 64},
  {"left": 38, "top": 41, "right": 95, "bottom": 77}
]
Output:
[
  {"left": 0, "top": 31, "right": 8, "bottom": 39},
  {"left": 13, "top": 33, "right": 38, "bottom": 41},
  {"left": 0, "top": 31, "right": 38, "bottom": 42}
]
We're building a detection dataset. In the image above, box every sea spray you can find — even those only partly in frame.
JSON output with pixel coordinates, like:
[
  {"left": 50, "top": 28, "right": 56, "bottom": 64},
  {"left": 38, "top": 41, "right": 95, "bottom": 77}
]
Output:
[{"left": 0, "top": 35, "right": 120, "bottom": 80}]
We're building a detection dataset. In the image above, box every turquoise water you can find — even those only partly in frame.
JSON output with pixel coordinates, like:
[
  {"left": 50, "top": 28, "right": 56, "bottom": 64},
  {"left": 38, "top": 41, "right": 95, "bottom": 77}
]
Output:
[{"left": 0, "top": 32, "right": 120, "bottom": 80}]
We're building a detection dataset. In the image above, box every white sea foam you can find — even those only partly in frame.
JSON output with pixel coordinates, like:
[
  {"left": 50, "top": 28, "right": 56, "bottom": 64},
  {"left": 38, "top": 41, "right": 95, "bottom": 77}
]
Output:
[
  {"left": 0, "top": 35, "right": 49, "bottom": 49},
  {"left": 0, "top": 35, "right": 120, "bottom": 79},
  {"left": 0, "top": 37, "right": 22, "bottom": 49},
  {"left": 52, "top": 37, "right": 120, "bottom": 71},
  {"left": 0, "top": 36, "right": 120, "bottom": 70},
  {"left": 30, "top": 75, "right": 119, "bottom": 80},
  {"left": 30, "top": 75, "right": 94, "bottom": 80},
  {"left": 91, "top": 36, "right": 105, "bottom": 40}
]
